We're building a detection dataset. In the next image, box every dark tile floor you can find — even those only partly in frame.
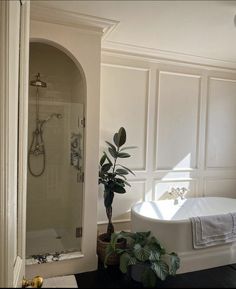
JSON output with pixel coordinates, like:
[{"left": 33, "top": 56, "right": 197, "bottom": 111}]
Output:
[{"left": 75, "top": 262, "right": 236, "bottom": 288}]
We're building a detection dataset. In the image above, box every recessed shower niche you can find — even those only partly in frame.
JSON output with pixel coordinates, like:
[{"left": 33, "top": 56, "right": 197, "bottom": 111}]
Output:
[{"left": 26, "top": 42, "right": 85, "bottom": 263}]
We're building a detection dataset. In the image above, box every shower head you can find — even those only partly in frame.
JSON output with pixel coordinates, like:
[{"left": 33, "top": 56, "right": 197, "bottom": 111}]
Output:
[{"left": 30, "top": 73, "right": 47, "bottom": 88}]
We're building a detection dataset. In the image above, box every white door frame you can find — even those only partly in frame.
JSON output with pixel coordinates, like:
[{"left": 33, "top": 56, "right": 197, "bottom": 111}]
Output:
[{"left": 0, "top": 1, "right": 30, "bottom": 287}]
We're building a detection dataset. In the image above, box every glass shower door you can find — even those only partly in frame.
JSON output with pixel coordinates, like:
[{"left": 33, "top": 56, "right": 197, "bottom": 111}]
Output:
[{"left": 26, "top": 101, "right": 84, "bottom": 262}]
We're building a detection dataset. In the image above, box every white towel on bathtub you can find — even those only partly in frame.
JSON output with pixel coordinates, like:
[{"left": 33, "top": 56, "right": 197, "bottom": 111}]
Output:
[{"left": 191, "top": 213, "right": 236, "bottom": 249}]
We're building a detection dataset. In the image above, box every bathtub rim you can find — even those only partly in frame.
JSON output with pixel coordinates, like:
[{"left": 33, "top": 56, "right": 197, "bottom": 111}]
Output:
[{"left": 131, "top": 196, "right": 236, "bottom": 224}]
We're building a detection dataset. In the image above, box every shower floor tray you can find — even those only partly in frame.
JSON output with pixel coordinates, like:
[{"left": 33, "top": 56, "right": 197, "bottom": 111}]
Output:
[{"left": 26, "top": 228, "right": 65, "bottom": 258}]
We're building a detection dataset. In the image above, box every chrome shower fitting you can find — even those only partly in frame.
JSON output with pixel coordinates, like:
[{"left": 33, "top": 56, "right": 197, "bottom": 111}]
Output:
[
  {"left": 28, "top": 73, "right": 63, "bottom": 177},
  {"left": 43, "top": 113, "right": 63, "bottom": 124},
  {"left": 39, "top": 113, "right": 63, "bottom": 130},
  {"left": 30, "top": 73, "right": 47, "bottom": 88}
]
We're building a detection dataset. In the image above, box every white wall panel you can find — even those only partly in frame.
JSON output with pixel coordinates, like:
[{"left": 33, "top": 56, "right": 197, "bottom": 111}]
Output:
[
  {"left": 100, "top": 64, "right": 149, "bottom": 171},
  {"left": 100, "top": 52, "right": 236, "bottom": 225},
  {"left": 206, "top": 78, "right": 236, "bottom": 169},
  {"left": 204, "top": 178, "right": 236, "bottom": 198},
  {"left": 156, "top": 72, "right": 200, "bottom": 170}
]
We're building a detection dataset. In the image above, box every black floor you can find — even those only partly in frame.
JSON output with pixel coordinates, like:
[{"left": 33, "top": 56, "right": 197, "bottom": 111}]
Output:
[{"left": 75, "top": 262, "right": 236, "bottom": 288}]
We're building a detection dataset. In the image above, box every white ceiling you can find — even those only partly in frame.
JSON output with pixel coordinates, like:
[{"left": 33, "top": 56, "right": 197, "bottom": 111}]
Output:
[{"left": 32, "top": 1, "right": 236, "bottom": 65}]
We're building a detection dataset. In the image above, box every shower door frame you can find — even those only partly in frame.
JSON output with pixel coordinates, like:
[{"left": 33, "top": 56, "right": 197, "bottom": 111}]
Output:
[{"left": 0, "top": 0, "right": 30, "bottom": 287}]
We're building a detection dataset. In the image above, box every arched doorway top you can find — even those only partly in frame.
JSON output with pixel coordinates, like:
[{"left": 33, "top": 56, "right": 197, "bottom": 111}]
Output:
[{"left": 30, "top": 38, "right": 87, "bottom": 90}]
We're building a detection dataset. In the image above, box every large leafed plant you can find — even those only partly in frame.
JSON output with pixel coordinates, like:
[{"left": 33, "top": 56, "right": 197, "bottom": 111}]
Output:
[
  {"left": 105, "top": 231, "right": 180, "bottom": 287},
  {"left": 99, "top": 127, "right": 135, "bottom": 241}
]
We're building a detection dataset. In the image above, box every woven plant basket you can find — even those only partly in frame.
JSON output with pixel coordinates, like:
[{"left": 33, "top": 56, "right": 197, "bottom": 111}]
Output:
[{"left": 97, "top": 233, "right": 126, "bottom": 266}]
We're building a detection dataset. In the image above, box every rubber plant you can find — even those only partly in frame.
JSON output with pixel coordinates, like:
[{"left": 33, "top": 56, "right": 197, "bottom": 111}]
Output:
[
  {"left": 105, "top": 231, "right": 180, "bottom": 287},
  {"left": 99, "top": 127, "right": 135, "bottom": 241}
]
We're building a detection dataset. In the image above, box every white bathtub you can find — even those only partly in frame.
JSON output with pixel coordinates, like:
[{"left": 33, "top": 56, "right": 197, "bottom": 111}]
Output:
[{"left": 131, "top": 197, "right": 236, "bottom": 273}]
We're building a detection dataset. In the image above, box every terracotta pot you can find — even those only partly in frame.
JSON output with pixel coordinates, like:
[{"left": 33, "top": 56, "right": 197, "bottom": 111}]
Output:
[{"left": 97, "top": 233, "right": 126, "bottom": 266}]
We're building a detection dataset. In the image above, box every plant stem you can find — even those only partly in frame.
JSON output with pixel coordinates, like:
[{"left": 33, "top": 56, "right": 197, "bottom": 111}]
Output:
[
  {"left": 112, "top": 147, "right": 119, "bottom": 174},
  {"left": 106, "top": 206, "right": 114, "bottom": 238}
]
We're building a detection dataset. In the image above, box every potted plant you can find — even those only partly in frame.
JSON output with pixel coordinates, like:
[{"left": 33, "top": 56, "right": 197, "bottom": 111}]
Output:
[
  {"left": 97, "top": 127, "right": 136, "bottom": 265},
  {"left": 105, "top": 231, "right": 180, "bottom": 287}
]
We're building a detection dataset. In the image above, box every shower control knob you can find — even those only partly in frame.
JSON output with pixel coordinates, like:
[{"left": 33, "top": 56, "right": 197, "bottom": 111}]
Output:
[{"left": 22, "top": 276, "right": 43, "bottom": 288}]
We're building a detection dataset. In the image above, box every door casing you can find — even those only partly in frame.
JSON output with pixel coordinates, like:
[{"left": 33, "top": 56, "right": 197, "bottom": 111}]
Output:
[{"left": 0, "top": 0, "right": 30, "bottom": 287}]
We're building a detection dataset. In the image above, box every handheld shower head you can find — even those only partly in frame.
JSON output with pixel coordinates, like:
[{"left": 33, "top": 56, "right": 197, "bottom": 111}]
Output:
[{"left": 39, "top": 113, "right": 63, "bottom": 130}]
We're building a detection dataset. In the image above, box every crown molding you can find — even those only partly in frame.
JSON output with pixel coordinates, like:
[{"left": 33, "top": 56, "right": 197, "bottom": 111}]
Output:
[
  {"left": 102, "top": 40, "right": 236, "bottom": 71},
  {"left": 30, "top": 4, "right": 119, "bottom": 38}
]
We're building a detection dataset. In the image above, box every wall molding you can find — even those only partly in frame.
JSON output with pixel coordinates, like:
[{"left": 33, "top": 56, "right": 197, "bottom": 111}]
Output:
[
  {"left": 100, "top": 44, "right": 236, "bottom": 228},
  {"left": 97, "top": 219, "right": 131, "bottom": 225},
  {"left": 101, "top": 62, "right": 150, "bottom": 172},
  {"left": 154, "top": 70, "right": 202, "bottom": 171},
  {"left": 203, "top": 177, "right": 236, "bottom": 197},
  {"left": 209, "top": 77, "right": 236, "bottom": 83},
  {"left": 0, "top": 1, "right": 26, "bottom": 287},
  {"left": 158, "top": 70, "right": 202, "bottom": 79},
  {"left": 205, "top": 76, "right": 236, "bottom": 170},
  {"left": 30, "top": 4, "right": 119, "bottom": 38},
  {"left": 102, "top": 41, "right": 236, "bottom": 71},
  {"left": 101, "top": 62, "right": 149, "bottom": 72},
  {"left": 17, "top": 2, "right": 30, "bottom": 287},
  {"left": 0, "top": 2, "right": 9, "bottom": 286}
]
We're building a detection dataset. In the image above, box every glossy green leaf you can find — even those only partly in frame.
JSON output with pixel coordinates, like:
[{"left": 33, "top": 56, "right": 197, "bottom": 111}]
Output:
[
  {"left": 117, "top": 152, "right": 131, "bottom": 158},
  {"left": 116, "top": 168, "right": 129, "bottom": 175},
  {"left": 120, "top": 146, "right": 137, "bottom": 152},
  {"left": 133, "top": 244, "right": 150, "bottom": 262},
  {"left": 116, "top": 173, "right": 127, "bottom": 180},
  {"left": 148, "top": 236, "right": 166, "bottom": 254},
  {"left": 115, "top": 178, "right": 125, "bottom": 184},
  {"left": 113, "top": 132, "right": 119, "bottom": 147},
  {"left": 114, "top": 181, "right": 125, "bottom": 187},
  {"left": 119, "top": 253, "right": 131, "bottom": 273},
  {"left": 108, "top": 147, "right": 117, "bottom": 158},
  {"left": 106, "top": 143, "right": 117, "bottom": 158},
  {"left": 113, "top": 127, "right": 126, "bottom": 148},
  {"left": 151, "top": 261, "right": 169, "bottom": 281},
  {"left": 117, "top": 127, "right": 126, "bottom": 147},
  {"left": 149, "top": 251, "right": 161, "bottom": 262},
  {"left": 103, "top": 151, "right": 112, "bottom": 164},
  {"left": 100, "top": 154, "right": 106, "bottom": 166},
  {"left": 123, "top": 180, "right": 131, "bottom": 187},
  {"left": 169, "top": 252, "right": 180, "bottom": 275},
  {"left": 113, "top": 185, "right": 126, "bottom": 194},
  {"left": 105, "top": 141, "right": 117, "bottom": 152},
  {"left": 117, "top": 164, "right": 135, "bottom": 175},
  {"left": 101, "top": 163, "right": 112, "bottom": 173}
]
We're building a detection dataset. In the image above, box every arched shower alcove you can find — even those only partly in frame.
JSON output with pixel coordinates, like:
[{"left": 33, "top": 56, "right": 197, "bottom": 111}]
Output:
[
  {"left": 26, "top": 35, "right": 100, "bottom": 280},
  {"left": 27, "top": 9, "right": 106, "bottom": 276},
  {"left": 26, "top": 41, "right": 86, "bottom": 261}
]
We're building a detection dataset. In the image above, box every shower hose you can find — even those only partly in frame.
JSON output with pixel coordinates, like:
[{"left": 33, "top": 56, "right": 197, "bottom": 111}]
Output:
[{"left": 28, "top": 127, "right": 46, "bottom": 177}]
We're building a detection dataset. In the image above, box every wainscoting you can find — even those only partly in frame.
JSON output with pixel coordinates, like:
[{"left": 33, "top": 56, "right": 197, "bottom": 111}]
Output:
[{"left": 98, "top": 50, "right": 236, "bottom": 230}]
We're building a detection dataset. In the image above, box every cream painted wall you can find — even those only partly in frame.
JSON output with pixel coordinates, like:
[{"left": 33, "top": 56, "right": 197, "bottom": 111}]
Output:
[{"left": 98, "top": 52, "right": 236, "bottom": 228}]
